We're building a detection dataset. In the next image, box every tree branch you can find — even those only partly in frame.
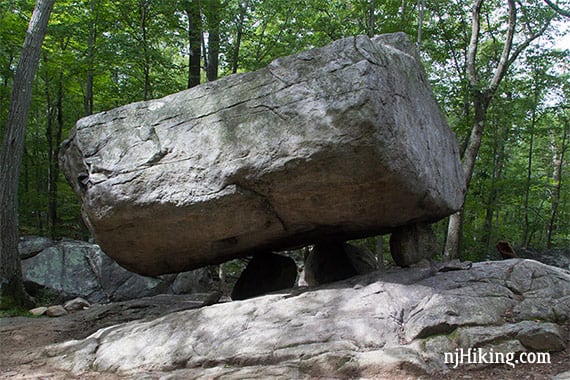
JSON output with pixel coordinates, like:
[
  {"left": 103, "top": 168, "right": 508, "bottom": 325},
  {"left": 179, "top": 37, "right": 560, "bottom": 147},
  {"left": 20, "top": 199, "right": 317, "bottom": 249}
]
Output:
[
  {"left": 489, "top": 0, "right": 516, "bottom": 92},
  {"left": 506, "top": 14, "right": 554, "bottom": 69},
  {"left": 467, "top": 0, "right": 485, "bottom": 86},
  {"left": 544, "top": 0, "right": 570, "bottom": 17}
]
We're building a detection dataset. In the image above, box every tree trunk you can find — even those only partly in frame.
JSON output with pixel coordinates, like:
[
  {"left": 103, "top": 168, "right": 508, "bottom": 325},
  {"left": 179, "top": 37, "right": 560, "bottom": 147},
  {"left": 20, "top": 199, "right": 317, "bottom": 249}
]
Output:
[
  {"left": 232, "top": 0, "right": 249, "bottom": 74},
  {"left": 444, "top": 0, "right": 522, "bottom": 260},
  {"left": 186, "top": 0, "right": 202, "bottom": 88},
  {"left": 368, "top": 0, "right": 376, "bottom": 38},
  {"left": 47, "top": 67, "right": 64, "bottom": 238},
  {"left": 376, "top": 235, "right": 384, "bottom": 271},
  {"left": 206, "top": 0, "right": 220, "bottom": 82},
  {"left": 0, "top": 0, "right": 56, "bottom": 309},
  {"left": 140, "top": 0, "right": 151, "bottom": 100},
  {"left": 417, "top": 0, "right": 424, "bottom": 49},
  {"left": 44, "top": 53, "right": 56, "bottom": 238},
  {"left": 521, "top": 103, "right": 536, "bottom": 248},
  {"left": 84, "top": 0, "right": 96, "bottom": 116},
  {"left": 482, "top": 111, "right": 509, "bottom": 252},
  {"left": 443, "top": 92, "right": 490, "bottom": 260},
  {"left": 547, "top": 117, "right": 568, "bottom": 247}
]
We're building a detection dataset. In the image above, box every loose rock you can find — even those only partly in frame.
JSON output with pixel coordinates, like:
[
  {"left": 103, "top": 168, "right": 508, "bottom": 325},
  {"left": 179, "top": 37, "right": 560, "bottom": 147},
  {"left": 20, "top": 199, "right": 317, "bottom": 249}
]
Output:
[
  {"left": 63, "top": 297, "right": 90, "bottom": 312},
  {"left": 29, "top": 307, "right": 47, "bottom": 316},
  {"left": 46, "top": 305, "right": 67, "bottom": 318}
]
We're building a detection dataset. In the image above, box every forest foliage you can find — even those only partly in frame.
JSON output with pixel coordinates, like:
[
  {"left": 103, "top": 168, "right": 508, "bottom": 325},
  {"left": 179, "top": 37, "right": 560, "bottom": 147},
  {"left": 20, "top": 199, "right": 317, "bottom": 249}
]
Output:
[{"left": 0, "top": 0, "right": 569, "bottom": 261}]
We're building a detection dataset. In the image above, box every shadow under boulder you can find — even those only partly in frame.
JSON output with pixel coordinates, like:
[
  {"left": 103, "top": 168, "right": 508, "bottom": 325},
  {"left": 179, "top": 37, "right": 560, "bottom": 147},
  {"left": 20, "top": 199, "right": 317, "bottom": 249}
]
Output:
[
  {"left": 231, "top": 253, "right": 298, "bottom": 300},
  {"left": 303, "top": 240, "right": 378, "bottom": 286}
]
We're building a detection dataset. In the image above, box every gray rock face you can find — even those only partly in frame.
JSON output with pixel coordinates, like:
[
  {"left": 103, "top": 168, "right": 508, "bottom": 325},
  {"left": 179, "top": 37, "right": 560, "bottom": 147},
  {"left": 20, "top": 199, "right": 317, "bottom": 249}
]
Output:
[
  {"left": 517, "top": 247, "right": 570, "bottom": 271},
  {"left": 20, "top": 236, "right": 217, "bottom": 303},
  {"left": 60, "top": 32, "right": 465, "bottom": 276},
  {"left": 44, "top": 259, "right": 570, "bottom": 378}
]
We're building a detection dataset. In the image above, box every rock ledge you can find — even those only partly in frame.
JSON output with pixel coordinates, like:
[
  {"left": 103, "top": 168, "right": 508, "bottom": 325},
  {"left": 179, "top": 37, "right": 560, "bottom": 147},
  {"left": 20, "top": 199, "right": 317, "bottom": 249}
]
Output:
[{"left": 44, "top": 259, "right": 569, "bottom": 378}]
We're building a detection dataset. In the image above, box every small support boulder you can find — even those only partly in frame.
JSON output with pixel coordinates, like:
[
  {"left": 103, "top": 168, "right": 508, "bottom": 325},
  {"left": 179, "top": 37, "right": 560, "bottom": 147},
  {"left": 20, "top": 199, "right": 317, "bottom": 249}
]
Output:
[
  {"left": 389, "top": 223, "right": 437, "bottom": 267},
  {"left": 303, "top": 241, "right": 378, "bottom": 286},
  {"left": 231, "top": 253, "right": 297, "bottom": 300}
]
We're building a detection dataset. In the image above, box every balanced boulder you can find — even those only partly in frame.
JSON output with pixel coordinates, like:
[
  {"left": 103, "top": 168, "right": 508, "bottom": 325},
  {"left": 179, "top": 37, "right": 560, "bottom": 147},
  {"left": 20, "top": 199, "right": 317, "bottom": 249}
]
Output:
[{"left": 60, "top": 33, "right": 465, "bottom": 276}]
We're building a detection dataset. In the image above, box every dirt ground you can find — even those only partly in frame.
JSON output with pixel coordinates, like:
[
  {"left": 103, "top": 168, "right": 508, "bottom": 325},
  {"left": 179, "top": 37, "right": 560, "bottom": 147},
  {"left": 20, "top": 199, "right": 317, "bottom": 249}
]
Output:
[{"left": 0, "top": 294, "right": 569, "bottom": 379}]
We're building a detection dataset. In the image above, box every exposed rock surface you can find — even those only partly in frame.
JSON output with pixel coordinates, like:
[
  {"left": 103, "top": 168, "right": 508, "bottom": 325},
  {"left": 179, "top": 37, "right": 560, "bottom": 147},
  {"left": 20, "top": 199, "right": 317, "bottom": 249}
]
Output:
[
  {"left": 0, "top": 293, "right": 223, "bottom": 378},
  {"left": 231, "top": 253, "right": 297, "bottom": 300},
  {"left": 59, "top": 32, "right": 465, "bottom": 276},
  {"left": 42, "top": 259, "right": 569, "bottom": 378},
  {"left": 517, "top": 247, "right": 570, "bottom": 271},
  {"left": 20, "top": 236, "right": 218, "bottom": 303},
  {"left": 303, "top": 240, "right": 377, "bottom": 286}
]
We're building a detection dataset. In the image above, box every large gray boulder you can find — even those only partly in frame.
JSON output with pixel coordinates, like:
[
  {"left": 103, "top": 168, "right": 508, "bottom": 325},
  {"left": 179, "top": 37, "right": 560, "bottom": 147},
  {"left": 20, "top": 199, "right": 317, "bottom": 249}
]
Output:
[
  {"left": 20, "top": 236, "right": 217, "bottom": 303},
  {"left": 43, "top": 260, "right": 570, "bottom": 378},
  {"left": 60, "top": 32, "right": 465, "bottom": 276}
]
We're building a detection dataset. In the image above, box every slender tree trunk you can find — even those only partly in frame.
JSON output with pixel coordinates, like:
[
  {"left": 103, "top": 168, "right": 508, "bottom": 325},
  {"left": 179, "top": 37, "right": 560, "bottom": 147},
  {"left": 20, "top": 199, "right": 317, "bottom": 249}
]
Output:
[
  {"left": 44, "top": 54, "right": 56, "bottom": 238},
  {"left": 368, "top": 0, "right": 376, "bottom": 38},
  {"left": 206, "top": 0, "right": 220, "bottom": 82},
  {"left": 547, "top": 117, "right": 568, "bottom": 247},
  {"left": 444, "top": 92, "right": 490, "bottom": 260},
  {"left": 232, "top": 0, "right": 249, "bottom": 74},
  {"left": 33, "top": 111, "right": 44, "bottom": 232},
  {"left": 417, "top": 0, "right": 424, "bottom": 49},
  {"left": 0, "top": 0, "right": 56, "bottom": 309},
  {"left": 444, "top": 0, "right": 522, "bottom": 260},
  {"left": 84, "top": 0, "right": 96, "bottom": 116},
  {"left": 521, "top": 104, "right": 536, "bottom": 248},
  {"left": 186, "top": 1, "right": 202, "bottom": 88},
  {"left": 47, "top": 68, "right": 64, "bottom": 238},
  {"left": 376, "top": 235, "right": 384, "bottom": 271},
  {"left": 482, "top": 106, "right": 510, "bottom": 252},
  {"left": 140, "top": 0, "right": 151, "bottom": 100}
]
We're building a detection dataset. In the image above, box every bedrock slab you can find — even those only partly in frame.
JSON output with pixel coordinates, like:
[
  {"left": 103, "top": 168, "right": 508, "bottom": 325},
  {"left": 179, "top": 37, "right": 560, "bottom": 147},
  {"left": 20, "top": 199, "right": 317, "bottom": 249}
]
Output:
[{"left": 43, "top": 260, "right": 569, "bottom": 378}]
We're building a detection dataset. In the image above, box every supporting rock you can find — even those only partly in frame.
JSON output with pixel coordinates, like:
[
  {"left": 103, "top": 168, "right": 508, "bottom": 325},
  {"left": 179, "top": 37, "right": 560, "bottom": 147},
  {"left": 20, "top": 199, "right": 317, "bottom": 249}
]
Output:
[
  {"left": 303, "top": 241, "right": 377, "bottom": 286},
  {"left": 231, "top": 253, "right": 297, "bottom": 300},
  {"left": 389, "top": 223, "right": 437, "bottom": 267}
]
